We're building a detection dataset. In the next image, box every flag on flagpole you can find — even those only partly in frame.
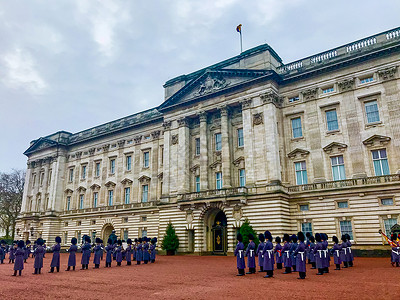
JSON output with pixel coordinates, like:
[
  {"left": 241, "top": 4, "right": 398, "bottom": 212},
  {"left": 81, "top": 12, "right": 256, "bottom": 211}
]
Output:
[{"left": 236, "top": 24, "right": 242, "bottom": 33}]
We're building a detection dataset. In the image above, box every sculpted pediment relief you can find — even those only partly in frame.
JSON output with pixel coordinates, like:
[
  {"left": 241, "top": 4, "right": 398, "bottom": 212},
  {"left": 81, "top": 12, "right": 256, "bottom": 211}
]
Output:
[
  {"left": 121, "top": 178, "right": 133, "bottom": 185},
  {"left": 90, "top": 184, "right": 101, "bottom": 190},
  {"left": 362, "top": 135, "right": 391, "bottom": 147},
  {"left": 105, "top": 181, "right": 116, "bottom": 188},
  {"left": 159, "top": 69, "right": 274, "bottom": 111},
  {"left": 138, "top": 175, "right": 151, "bottom": 184},
  {"left": 64, "top": 189, "right": 73, "bottom": 194},
  {"left": 287, "top": 148, "right": 310, "bottom": 159},
  {"left": 77, "top": 186, "right": 86, "bottom": 193},
  {"left": 24, "top": 137, "right": 59, "bottom": 155}
]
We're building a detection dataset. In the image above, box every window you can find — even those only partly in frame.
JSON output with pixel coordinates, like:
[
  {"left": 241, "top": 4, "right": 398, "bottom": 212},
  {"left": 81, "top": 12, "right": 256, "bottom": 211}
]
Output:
[
  {"left": 91, "top": 220, "right": 96, "bottom": 225},
  {"left": 126, "top": 155, "right": 132, "bottom": 171},
  {"left": 64, "top": 232, "right": 68, "bottom": 244},
  {"left": 123, "top": 217, "right": 128, "bottom": 223},
  {"left": 381, "top": 198, "right": 394, "bottom": 206},
  {"left": 143, "top": 152, "right": 150, "bottom": 168},
  {"left": 365, "top": 100, "right": 380, "bottom": 123},
  {"left": 95, "top": 162, "right": 101, "bottom": 177},
  {"left": 81, "top": 165, "right": 87, "bottom": 179},
  {"left": 91, "top": 231, "right": 96, "bottom": 241},
  {"left": 195, "top": 176, "right": 200, "bottom": 192},
  {"left": 360, "top": 76, "right": 374, "bottom": 84},
  {"left": 331, "top": 155, "right": 346, "bottom": 181},
  {"left": 237, "top": 128, "right": 244, "bottom": 147},
  {"left": 239, "top": 169, "right": 246, "bottom": 187},
  {"left": 322, "top": 86, "right": 334, "bottom": 94},
  {"left": 291, "top": 117, "right": 303, "bottom": 138},
  {"left": 77, "top": 232, "right": 81, "bottom": 243},
  {"left": 124, "top": 187, "right": 131, "bottom": 204},
  {"left": 216, "top": 172, "right": 222, "bottom": 190},
  {"left": 289, "top": 96, "right": 300, "bottom": 103},
  {"left": 372, "top": 149, "right": 390, "bottom": 176},
  {"left": 215, "top": 133, "right": 222, "bottom": 151},
  {"left": 337, "top": 201, "right": 348, "bottom": 209},
  {"left": 110, "top": 159, "right": 115, "bottom": 174},
  {"left": 301, "top": 222, "right": 312, "bottom": 236},
  {"left": 108, "top": 190, "right": 113, "bottom": 206},
  {"left": 40, "top": 172, "right": 44, "bottom": 185},
  {"left": 299, "top": 204, "right": 309, "bottom": 211},
  {"left": 161, "top": 147, "right": 164, "bottom": 165},
  {"left": 77, "top": 221, "right": 81, "bottom": 226},
  {"left": 48, "top": 170, "right": 52, "bottom": 185},
  {"left": 32, "top": 174, "right": 36, "bottom": 187},
  {"left": 295, "top": 161, "right": 308, "bottom": 185},
  {"left": 141, "top": 216, "right": 147, "bottom": 222},
  {"left": 326, "top": 109, "right": 339, "bottom": 131},
  {"left": 384, "top": 218, "right": 397, "bottom": 236},
  {"left": 142, "top": 185, "right": 148, "bottom": 202},
  {"left": 79, "top": 194, "right": 84, "bottom": 209},
  {"left": 69, "top": 168, "right": 74, "bottom": 182},
  {"left": 339, "top": 220, "right": 353, "bottom": 240},
  {"left": 141, "top": 229, "right": 147, "bottom": 238},
  {"left": 66, "top": 196, "right": 71, "bottom": 211},
  {"left": 123, "top": 230, "right": 129, "bottom": 241},
  {"left": 195, "top": 138, "right": 200, "bottom": 155},
  {"left": 93, "top": 192, "right": 98, "bottom": 208}
]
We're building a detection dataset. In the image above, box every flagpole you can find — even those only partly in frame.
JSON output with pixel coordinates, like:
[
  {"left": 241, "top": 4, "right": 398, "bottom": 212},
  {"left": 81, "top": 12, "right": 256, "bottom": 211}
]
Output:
[{"left": 240, "top": 30, "right": 243, "bottom": 53}]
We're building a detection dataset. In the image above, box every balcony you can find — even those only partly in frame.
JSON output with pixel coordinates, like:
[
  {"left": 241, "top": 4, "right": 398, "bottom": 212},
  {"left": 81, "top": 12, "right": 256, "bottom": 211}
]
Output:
[
  {"left": 62, "top": 201, "right": 157, "bottom": 215},
  {"left": 178, "top": 187, "right": 248, "bottom": 202}
]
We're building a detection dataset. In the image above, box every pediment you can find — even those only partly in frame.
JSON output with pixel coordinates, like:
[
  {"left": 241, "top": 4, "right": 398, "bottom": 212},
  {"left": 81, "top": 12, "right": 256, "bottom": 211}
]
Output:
[
  {"left": 121, "top": 178, "right": 133, "bottom": 185},
  {"left": 287, "top": 148, "right": 310, "bottom": 159},
  {"left": 64, "top": 188, "right": 73, "bottom": 194},
  {"left": 105, "top": 181, "right": 116, "bottom": 188},
  {"left": 159, "top": 69, "right": 275, "bottom": 111},
  {"left": 209, "top": 160, "right": 222, "bottom": 170},
  {"left": 24, "top": 137, "right": 58, "bottom": 156},
  {"left": 189, "top": 164, "right": 200, "bottom": 174},
  {"left": 77, "top": 186, "right": 86, "bottom": 193},
  {"left": 323, "top": 142, "right": 348, "bottom": 153},
  {"left": 363, "top": 135, "right": 391, "bottom": 147},
  {"left": 232, "top": 156, "right": 245, "bottom": 168},
  {"left": 138, "top": 175, "right": 151, "bottom": 184},
  {"left": 90, "top": 183, "right": 101, "bottom": 190}
]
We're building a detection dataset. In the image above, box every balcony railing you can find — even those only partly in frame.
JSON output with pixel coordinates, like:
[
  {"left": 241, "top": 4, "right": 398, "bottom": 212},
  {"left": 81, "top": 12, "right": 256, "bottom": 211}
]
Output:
[
  {"left": 178, "top": 187, "right": 248, "bottom": 202},
  {"left": 287, "top": 174, "right": 400, "bottom": 192},
  {"left": 62, "top": 201, "right": 157, "bottom": 215}
]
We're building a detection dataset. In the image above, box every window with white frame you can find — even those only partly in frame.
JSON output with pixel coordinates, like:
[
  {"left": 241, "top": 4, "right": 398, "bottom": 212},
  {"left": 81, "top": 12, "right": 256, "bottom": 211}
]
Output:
[
  {"left": 331, "top": 155, "right": 346, "bottom": 180},
  {"left": 81, "top": 165, "right": 87, "bottom": 179},
  {"left": 123, "top": 230, "right": 129, "bottom": 241},
  {"left": 372, "top": 149, "right": 390, "bottom": 176},
  {"left": 301, "top": 222, "right": 312, "bottom": 236},
  {"left": 66, "top": 196, "right": 71, "bottom": 211},
  {"left": 384, "top": 218, "right": 397, "bottom": 236},
  {"left": 295, "top": 161, "right": 308, "bottom": 185},
  {"left": 326, "top": 109, "right": 339, "bottom": 131},
  {"left": 195, "top": 176, "right": 200, "bottom": 192},
  {"left": 141, "top": 228, "right": 147, "bottom": 238},
  {"left": 337, "top": 201, "right": 348, "bottom": 209},
  {"left": 143, "top": 151, "right": 150, "bottom": 168},
  {"left": 108, "top": 190, "right": 113, "bottom": 206},
  {"left": 93, "top": 192, "right": 98, "bottom": 208},
  {"left": 95, "top": 162, "right": 101, "bottom": 177},
  {"left": 299, "top": 204, "right": 309, "bottom": 211},
  {"left": 237, "top": 128, "right": 244, "bottom": 147},
  {"left": 110, "top": 159, "right": 116, "bottom": 174},
  {"left": 216, "top": 172, "right": 222, "bottom": 190},
  {"left": 195, "top": 138, "right": 200, "bottom": 155},
  {"left": 365, "top": 100, "right": 380, "bottom": 123},
  {"left": 124, "top": 187, "right": 130, "bottom": 204},
  {"left": 239, "top": 169, "right": 246, "bottom": 187},
  {"left": 79, "top": 194, "right": 84, "bottom": 209},
  {"left": 291, "top": 117, "right": 303, "bottom": 138},
  {"left": 142, "top": 185, "right": 148, "bottom": 202},
  {"left": 215, "top": 133, "right": 222, "bottom": 151},
  {"left": 126, "top": 155, "right": 132, "bottom": 171},
  {"left": 381, "top": 197, "right": 394, "bottom": 206},
  {"left": 339, "top": 220, "right": 353, "bottom": 240}
]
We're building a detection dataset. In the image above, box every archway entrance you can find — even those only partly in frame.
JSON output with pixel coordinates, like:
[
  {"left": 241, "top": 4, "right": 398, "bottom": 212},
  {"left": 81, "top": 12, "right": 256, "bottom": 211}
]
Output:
[
  {"left": 102, "top": 224, "right": 114, "bottom": 242},
  {"left": 204, "top": 209, "right": 227, "bottom": 255}
]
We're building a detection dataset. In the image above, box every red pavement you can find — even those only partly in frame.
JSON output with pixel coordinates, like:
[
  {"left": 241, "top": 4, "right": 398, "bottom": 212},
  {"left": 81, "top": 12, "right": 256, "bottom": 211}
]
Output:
[{"left": 0, "top": 254, "right": 397, "bottom": 299}]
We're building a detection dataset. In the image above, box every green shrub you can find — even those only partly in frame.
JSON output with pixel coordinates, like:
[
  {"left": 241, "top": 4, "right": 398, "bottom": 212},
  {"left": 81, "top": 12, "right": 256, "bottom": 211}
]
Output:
[
  {"left": 161, "top": 222, "right": 179, "bottom": 252},
  {"left": 239, "top": 219, "right": 259, "bottom": 249}
]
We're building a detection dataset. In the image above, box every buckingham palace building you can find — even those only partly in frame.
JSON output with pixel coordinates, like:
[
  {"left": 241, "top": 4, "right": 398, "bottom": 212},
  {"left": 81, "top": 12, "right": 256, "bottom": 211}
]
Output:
[{"left": 16, "top": 27, "right": 400, "bottom": 254}]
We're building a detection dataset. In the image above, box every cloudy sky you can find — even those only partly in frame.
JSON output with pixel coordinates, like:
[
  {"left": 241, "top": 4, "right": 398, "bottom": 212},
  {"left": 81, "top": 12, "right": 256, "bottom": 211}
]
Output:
[{"left": 0, "top": 0, "right": 399, "bottom": 173}]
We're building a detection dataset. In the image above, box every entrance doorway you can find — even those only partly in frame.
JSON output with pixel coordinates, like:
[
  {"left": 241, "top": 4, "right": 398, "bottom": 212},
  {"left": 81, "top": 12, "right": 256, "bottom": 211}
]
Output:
[
  {"left": 102, "top": 224, "right": 114, "bottom": 242},
  {"left": 204, "top": 209, "right": 227, "bottom": 255}
]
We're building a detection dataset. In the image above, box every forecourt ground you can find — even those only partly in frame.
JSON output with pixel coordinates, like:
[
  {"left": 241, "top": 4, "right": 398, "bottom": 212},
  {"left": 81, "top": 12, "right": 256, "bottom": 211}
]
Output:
[{"left": 0, "top": 254, "right": 396, "bottom": 299}]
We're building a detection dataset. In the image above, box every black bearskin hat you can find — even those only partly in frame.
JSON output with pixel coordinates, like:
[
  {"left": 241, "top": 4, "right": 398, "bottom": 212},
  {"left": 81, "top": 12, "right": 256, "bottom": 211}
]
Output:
[
  {"left": 153, "top": 237, "right": 157, "bottom": 243},
  {"left": 138, "top": 238, "right": 142, "bottom": 243},
  {"left": 117, "top": 239, "right": 122, "bottom": 245},
  {"left": 237, "top": 233, "right": 243, "bottom": 242},
  {"left": 84, "top": 236, "right": 91, "bottom": 243},
  {"left": 291, "top": 234, "right": 297, "bottom": 243},
  {"left": 151, "top": 238, "right": 156, "bottom": 245},
  {"left": 341, "top": 234, "right": 347, "bottom": 242},
  {"left": 17, "top": 240, "right": 24, "bottom": 248},
  {"left": 325, "top": 233, "right": 329, "bottom": 240},
  {"left": 55, "top": 236, "right": 62, "bottom": 243},
  {"left": 332, "top": 236, "right": 339, "bottom": 244},
  {"left": 391, "top": 233, "right": 398, "bottom": 241},
  {"left": 258, "top": 233, "right": 265, "bottom": 243},
  {"left": 264, "top": 231, "right": 272, "bottom": 241},
  {"left": 306, "top": 232, "right": 311, "bottom": 238},
  {"left": 315, "top": 233, "right": 322, "bottom": 243},
  {"left": 310, "top": 236, "right": 315, "bottom": 243},
  {"left": 297, "top": 232, "right": 305, "bottom": 242},
  {"left": 26, "top": 240, "right": 31, "bottom": 245},
  {"left": 95, "top": 237, "right": 101, "bottom": 244},
  {"left": 71, "top": 237, "right": 77, "bottom": 245},
  {"left": 275, "top": 236, "right": 281, "bottom": 243},
  {"left": 0, "top": 239, "right": 5, "bottom": 244},
  {"left": 248, "top": 233, "right": 254, "bottom": 241},
  {"left": 283, "top": 233, "right": 290, "bottom": 243},
  {"left": 37, "top": 238, "right": 44, "bottom": 246},
  {"left": 320, "top": 233, "right": 326, "bottom": 241},
  {"left": 107, "top": 238, "right": 112, "bottom": 245},
  {"left": 345, "top": 233, "right": 351, "bottom": 240},
  {"left": 143, "top": 237, "right": 147, "bottom": 242},
  {"left": 127, "top": 238, "right": 132, "bottom": 245},
  {"left": 134, "top": 238, "right": 138, "bottom": 243}
]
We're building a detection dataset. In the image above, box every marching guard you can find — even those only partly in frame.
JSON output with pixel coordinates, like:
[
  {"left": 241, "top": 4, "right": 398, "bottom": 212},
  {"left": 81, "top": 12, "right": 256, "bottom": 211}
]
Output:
[
  {"left": 136, "top": 238, "right": 143, "bottom": 265},
  {"left": 13, "top": 240, "right": 25, "bottom": 276},
  {"left": 332, "top": 236, "right": 342, "bottom": 270},
  {"left": 245, "top": 233, "right": 256, "bottom": 274},
  {"left": 150, "top": 237, "right": 157, "bottom": 263},
  {"left": 294, "top": 232, "right": 306, "bottom": 279},
  {"left": 262, "top": 231, "right": 274, "bottom": 278},
  {"left": 313, "top": 233, "right": 324, "bottom": 275},
  {"left": 49, "top": 236, "right": 61, "bottom": 273},
  {"left": 275, "top": 236, "right": 283, "bottom": 269},
  {"left": 234, "top": 233, "right": 245, "bottom": 276},
  {"left": 115, "top": 240, "right": 123, "bottom": 266},
  {"left": 257, "top": 233, "right": 265, "bottom": 272},
  {"left": 93, "top": 238, "right": 103, "bottom": 268},
  {"left": 33, "top": 238, "right": 45, "bottom": 275},
  {"left": 66, "top": 237, "right": 78, "bottom": 271},
  {"left": 81, "top": 236, "right": 91, "bottom": 270},
  {"left": 282, "top": 234, "right": 292, "bottom": 274},
  {"left": 105, "top": 238, "right": 114, "bottom": 268},
  {"left": 126, "top": 239, "right": 132, "bottom": 265}
]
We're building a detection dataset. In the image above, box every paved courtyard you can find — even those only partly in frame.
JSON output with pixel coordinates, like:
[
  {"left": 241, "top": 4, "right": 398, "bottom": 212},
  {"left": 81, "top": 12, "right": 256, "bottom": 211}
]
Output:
[{"left": 0, "top": 253, "right": 396, "bottom": 299}]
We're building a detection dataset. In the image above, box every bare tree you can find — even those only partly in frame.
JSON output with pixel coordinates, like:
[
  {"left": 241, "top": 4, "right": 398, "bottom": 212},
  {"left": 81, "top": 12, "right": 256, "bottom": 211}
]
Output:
[{"left": 0, "top": 169, "right": 25, "bottom": 239}]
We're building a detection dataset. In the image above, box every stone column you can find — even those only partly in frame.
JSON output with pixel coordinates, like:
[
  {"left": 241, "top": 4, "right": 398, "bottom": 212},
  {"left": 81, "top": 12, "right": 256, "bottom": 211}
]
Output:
[
  {"left": 198, "top": 111, "right": 209, "bottom": 191},
  {"left": 162, "top": 121, "right": 171, "bottom": 196},
  {"left": 151, "top": 130, "right": 161, "bottom": 200},
  {"left": 241, "top": 99, "right": 255, "bottom": 186},
  {"left": 21, "top": 164, "right": 32, "bottom": 213},
  {"left": 177, "top": 117, "right": 190, "bottom": 193},
  {"left": 49, "top": 154, "right": 67, "bottom": 212},
  {"left": 220, "top": 106, "right": 232, "bottom": 188}
]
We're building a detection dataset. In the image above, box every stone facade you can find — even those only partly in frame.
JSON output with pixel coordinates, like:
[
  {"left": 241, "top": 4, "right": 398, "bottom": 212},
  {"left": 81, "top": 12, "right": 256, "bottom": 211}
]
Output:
[{"left": 17, "top": 27, "right": 400, "bottom": 254}]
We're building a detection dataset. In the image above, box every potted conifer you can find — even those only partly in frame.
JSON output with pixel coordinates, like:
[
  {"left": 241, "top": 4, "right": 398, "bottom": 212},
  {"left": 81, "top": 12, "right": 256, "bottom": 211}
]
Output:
[{"left": 161, "top": 222, "right": 179, "bottom": 255}]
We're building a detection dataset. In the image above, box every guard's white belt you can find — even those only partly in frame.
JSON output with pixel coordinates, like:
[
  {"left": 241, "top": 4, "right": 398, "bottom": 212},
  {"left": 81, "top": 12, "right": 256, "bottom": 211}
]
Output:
[
  {"left": 317, "top": 250, "right": 323, "bottom": 258},
  {"left": 298, "top": 251, "right": 305, "bottom": 261},
  {"left": 238, "top": 250, "right": 243, "bottom": 258},
  {"left": 266, "top": 249, "right": 273, "bottom": 259},
  {"left": 249, "top": 249, "right": 254, "bottom": 257},
  {"left": 335, "top": 250, "right": 340, "bottom": 257},
  {"left": 323, "top": 249, "right": 328, "bottom": 258},
  {"left": 392, "top": 249, "right": 400, "bottom": 256},
  {"left": 347, "top": 247, "right": 352, "bottom": 254},
  {"left": 284, "top": 250, "right": 290, "bottom": 258}
]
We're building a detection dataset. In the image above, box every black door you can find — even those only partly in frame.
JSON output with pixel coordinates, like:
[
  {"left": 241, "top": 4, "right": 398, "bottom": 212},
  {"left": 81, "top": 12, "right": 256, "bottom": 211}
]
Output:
[{"left": 212, "top": 211, "right": 227, "bottom": 255}]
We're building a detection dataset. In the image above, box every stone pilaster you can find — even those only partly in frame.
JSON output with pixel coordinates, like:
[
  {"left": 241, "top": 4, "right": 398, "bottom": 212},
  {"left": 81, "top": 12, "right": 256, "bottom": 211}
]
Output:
[
  {"left": 177, "top": 117, "right": 190, "bottom": 193},
  {"left": 198, "top": 111, "right": 209, "bottom": 191},
  {"left": 162, "top": 121, "right": 171, "bottom": 196},
  {"left": 151, "top": 130, "right": 161, "bottom": 200},
  {"left": 220, "top": 106, "right": 231, "bottom": 188},
  {"left": 241, "top": 99, "right": 255, "bottom": 186}
]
